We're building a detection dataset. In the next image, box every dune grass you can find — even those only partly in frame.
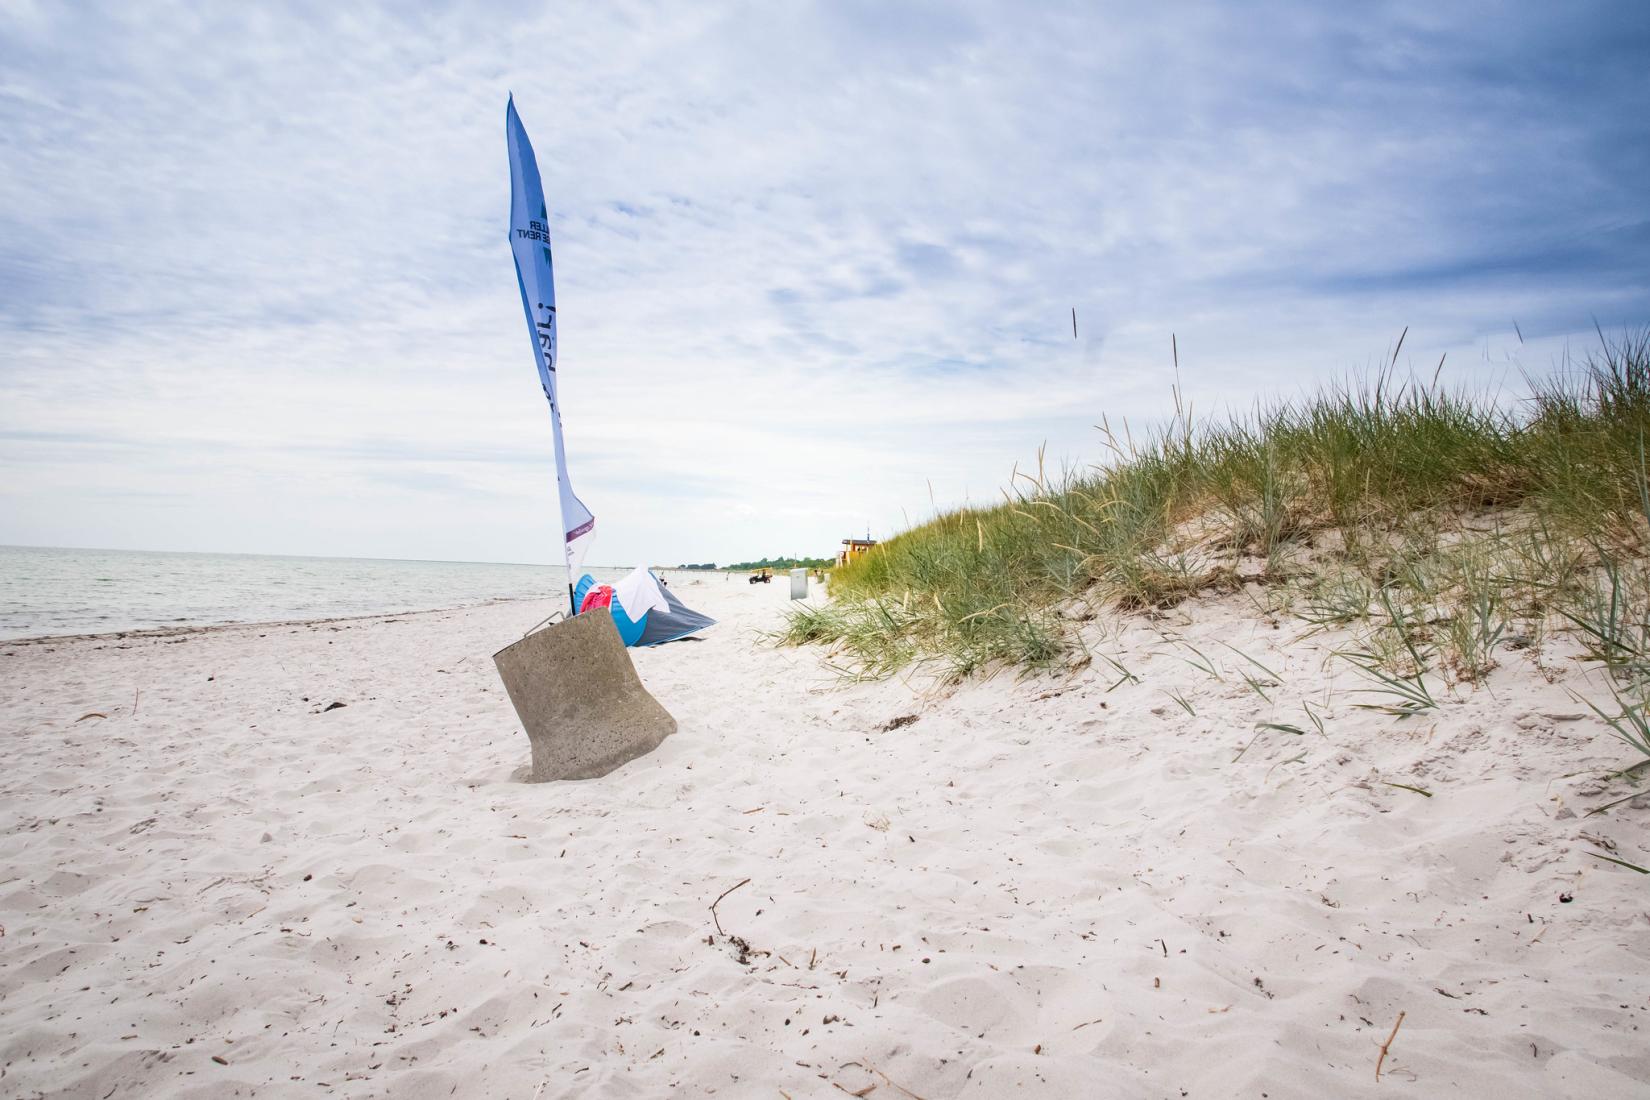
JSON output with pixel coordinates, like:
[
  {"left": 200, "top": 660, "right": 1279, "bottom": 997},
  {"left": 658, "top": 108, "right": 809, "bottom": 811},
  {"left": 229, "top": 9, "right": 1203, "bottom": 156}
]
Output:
[{"left": 780, "top": 328, "right": 1650, "bottom": 736}]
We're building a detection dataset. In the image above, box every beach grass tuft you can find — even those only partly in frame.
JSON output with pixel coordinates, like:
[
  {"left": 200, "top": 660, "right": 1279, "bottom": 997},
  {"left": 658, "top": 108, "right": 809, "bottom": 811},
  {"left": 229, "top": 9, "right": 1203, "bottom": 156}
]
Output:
[{"left": 784, "top": 327, "right": 1650, "bottom": 729}]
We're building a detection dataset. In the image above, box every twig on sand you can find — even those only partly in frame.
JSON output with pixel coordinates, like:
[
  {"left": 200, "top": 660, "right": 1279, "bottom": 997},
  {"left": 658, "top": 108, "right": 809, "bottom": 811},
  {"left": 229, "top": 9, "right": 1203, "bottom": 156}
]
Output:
[
  {"left": 868, "top": 1063, "right": 928, "bottom": 1100},
  {"left": 710, "top": 877, "right": 750, "bottom": 936},
  {"left": 133, "top": 687, "right": 140, "bottom": 716},
  {"left": 831, "top": 1062, "right": 924, "bottom": 1100},
  {"left": 1375, "top": 1010, "right": 1406, "bottom": 1081}
]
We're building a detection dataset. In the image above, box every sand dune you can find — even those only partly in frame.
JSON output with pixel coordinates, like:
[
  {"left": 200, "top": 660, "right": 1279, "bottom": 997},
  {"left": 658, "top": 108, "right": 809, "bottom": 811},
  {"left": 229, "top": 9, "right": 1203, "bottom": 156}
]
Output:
[{"left": 3, "top": 579, "right": 1649, "bottom": 1098}]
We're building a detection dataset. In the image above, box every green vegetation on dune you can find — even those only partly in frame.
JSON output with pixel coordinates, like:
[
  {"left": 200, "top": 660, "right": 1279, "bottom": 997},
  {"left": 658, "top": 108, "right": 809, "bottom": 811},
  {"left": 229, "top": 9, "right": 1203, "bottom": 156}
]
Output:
[
  {"left": 781, "top": 328, "right": 1650, "bottom": 770},
  {"left": 726, "top": 556, "right": 832, "bottom": 571}
]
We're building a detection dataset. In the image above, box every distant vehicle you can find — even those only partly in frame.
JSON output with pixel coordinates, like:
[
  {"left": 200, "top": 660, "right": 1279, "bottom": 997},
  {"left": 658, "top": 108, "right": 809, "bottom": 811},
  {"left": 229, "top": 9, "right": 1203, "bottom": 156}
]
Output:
[{"left": 748, "top": 569, "right": 773, "bottom": 584}]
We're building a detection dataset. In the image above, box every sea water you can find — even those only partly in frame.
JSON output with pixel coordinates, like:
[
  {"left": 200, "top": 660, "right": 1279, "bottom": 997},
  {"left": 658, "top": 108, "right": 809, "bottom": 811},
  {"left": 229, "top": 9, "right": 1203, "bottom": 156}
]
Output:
[{"left": 0, "top": 545, "right": 648, "bottom": 641}]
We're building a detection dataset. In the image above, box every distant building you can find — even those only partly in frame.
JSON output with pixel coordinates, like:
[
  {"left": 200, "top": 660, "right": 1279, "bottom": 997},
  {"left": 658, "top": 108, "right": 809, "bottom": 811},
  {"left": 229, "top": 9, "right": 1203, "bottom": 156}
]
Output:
[{"left": 837, "top": 537, "right": 877, "bottom": 567}]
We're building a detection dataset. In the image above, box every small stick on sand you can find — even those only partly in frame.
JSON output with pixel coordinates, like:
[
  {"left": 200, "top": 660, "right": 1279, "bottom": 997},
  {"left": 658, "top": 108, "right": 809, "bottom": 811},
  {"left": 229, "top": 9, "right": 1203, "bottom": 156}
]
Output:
[
  {"left": 710, "top": 877, "right": 750, "bottom": 936},
  {"left": 869, "top": 1063, "right": 929, "bottom": 1100},
  {"left": 1375, "top": 1010, "right": 1406, "bottom": 1081}
]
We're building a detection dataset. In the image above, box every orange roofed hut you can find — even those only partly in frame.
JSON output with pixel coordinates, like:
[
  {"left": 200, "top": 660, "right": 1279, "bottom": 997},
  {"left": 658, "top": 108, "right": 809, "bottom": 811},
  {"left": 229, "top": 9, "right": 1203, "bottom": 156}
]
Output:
[{"left": 837, "top": 537, "right": 877, "bottom": 567}]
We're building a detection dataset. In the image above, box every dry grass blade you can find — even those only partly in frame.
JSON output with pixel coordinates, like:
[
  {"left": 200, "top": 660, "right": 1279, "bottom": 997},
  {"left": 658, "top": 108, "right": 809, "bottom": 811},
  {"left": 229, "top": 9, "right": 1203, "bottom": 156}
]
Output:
[
  {"left": 1235, "top": 721, "right": 1307, "bottom": 762},
  {"left": 1381, "top": 781, "right": 1434, "bottom": 798},
  {"left": 1586, "top": 851, "right": 1650, "bottom": 874}
]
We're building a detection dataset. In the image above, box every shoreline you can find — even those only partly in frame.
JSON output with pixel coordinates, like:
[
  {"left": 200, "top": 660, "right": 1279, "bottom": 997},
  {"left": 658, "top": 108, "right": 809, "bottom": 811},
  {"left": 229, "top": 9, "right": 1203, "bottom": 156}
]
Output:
[{"left": 0, "top": 593, "right": 561, "bottom": 650}]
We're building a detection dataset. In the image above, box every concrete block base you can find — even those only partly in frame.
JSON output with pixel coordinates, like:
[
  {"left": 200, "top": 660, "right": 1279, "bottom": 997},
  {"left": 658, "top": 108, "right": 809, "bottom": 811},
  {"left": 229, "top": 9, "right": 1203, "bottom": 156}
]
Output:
[{"left": 492, "top": 609, "right": 677, "bottom": 781}]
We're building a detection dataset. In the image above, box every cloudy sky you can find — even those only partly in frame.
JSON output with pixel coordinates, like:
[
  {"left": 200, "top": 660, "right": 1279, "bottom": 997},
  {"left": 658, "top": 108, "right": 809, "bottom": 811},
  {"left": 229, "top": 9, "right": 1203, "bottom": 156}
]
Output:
[{"left": 2, "top": 2, "right": 1647, "bottom": 567}]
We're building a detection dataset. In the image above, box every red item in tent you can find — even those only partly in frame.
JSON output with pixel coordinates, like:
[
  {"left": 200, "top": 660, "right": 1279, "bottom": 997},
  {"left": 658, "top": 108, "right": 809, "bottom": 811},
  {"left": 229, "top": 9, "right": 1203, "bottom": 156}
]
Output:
[{"left": 579, "top": 585, "right": 615, "bottom": 614}]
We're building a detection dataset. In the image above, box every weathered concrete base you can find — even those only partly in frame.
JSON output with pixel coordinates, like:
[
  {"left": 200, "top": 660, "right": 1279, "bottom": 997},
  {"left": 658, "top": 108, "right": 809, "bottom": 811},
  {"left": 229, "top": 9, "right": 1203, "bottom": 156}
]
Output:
[{"left": 492, "top": 609, "right": 677, "bottom": 781}]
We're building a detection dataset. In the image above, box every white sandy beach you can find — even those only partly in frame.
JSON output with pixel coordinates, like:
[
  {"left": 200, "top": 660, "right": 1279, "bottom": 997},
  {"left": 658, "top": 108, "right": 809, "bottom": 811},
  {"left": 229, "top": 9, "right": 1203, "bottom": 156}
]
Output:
[{"left": 3, "top": 577, "right": 1649, "bottom": 1098}]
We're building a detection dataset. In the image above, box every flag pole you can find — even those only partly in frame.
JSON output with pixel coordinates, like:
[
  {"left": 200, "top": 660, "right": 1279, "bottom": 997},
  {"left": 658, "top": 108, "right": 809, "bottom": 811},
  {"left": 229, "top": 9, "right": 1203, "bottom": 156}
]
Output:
[
  {"left": 508, "top": 96, "right": 597, "bottom": 623},
  {"left": 565, "top": 541, "right": 577, "bottom": 616}
]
